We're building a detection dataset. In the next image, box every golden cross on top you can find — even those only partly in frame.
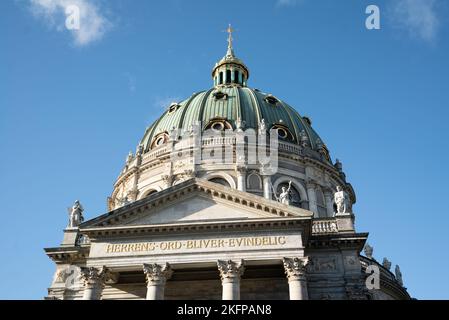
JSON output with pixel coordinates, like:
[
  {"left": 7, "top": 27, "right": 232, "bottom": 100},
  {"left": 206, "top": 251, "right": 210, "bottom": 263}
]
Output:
[{"left": 226, "top": 24, "right": 234, "bottom": 48}]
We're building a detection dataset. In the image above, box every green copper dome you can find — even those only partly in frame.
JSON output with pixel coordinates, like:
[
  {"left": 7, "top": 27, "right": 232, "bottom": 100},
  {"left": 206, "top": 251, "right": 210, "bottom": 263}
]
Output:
[
  {"left": 139, "top": 27, "right": 331, "bottom": 163},
  {"left": 140, "top": 87, "right": 330, "bottom": 160}
]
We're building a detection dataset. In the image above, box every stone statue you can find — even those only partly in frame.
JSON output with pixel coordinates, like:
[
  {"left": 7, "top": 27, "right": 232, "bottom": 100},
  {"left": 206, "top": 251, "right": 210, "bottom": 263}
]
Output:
[
  {"left": 334, "top": 185, "right": 350, "bottom": 214},
  {"left": 117, "top": 195, "right": 130, "bottom": 207},
  {"left": 382, "top": 258, "right": 392, "bottom": 270},
  {"left": 259, "top": 118, "right": 266, "bottom": 135},
  {"left": 169, "top": 126, "right": 178, "bottom": 141},
  {"left": 395, "top": 265, "right": 403, "bottom": 286},
  {"left": 67, "top": 200, "right": 84, "bottom": 228},
  {"left": 126, "top": 151, "right": 133, "bottom": 165},
  {"left": 334, "top": 159, "right": 343, "bottom": 172},
  {"left": 299, "top": 130, "right": 309, "bottom": 147},
  {"left": 275, "top": 181, "right": 292, "bottom": 205},
  {"left": 363, "top": 243, "right": 373, "bottom": 259},
  {"left": 235, "top": 117, "right": 245, "bottom": 132},
  {"left": 136, "top": 144, "right": 143, "bottom": 157}
]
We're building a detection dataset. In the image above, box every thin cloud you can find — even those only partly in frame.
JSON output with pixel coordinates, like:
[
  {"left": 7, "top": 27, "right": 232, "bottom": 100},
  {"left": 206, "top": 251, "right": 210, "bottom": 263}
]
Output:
[
  {"left": 275, "top": 0, "right": 304, "bottom": 7},
  {"left": 388, "top": 0, "right": 441, "bottom": 42},
  {"left": 28, "top": 0, "right": 112, "bottom": 46},
  {"left": 153, "top": 97, "right": 181, "bottom": 110},
  {"left": 124, "top": 72, "right": 137, "bottom": 94}
]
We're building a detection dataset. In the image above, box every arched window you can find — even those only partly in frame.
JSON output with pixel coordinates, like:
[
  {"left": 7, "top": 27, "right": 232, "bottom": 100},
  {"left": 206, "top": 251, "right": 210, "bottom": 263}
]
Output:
[
  {"left": 234, "top": 70, "right": 239, "bottom": 84},
  {"left": 143, "top": 190, "right": 158, "bottom": 198},
  {"left": 276, "top": 183, "right": 301, "bottom": 208},
  {"left": 316, "top": 188, "right": 326, "bottom": 217},
  {"left": 247, "top": 172, "right": 262, "bottom": 190},
  {"left": 226, "top": 70, "right": 231, "bottom": 84},
  {"left": 209, "top": 177, "right": 231, "bottom": 187}
]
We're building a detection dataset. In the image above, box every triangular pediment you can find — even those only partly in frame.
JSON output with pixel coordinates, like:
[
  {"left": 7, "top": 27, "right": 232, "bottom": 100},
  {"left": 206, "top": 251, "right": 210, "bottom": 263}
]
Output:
[{"left": 81, "top": 178, "right": 313, "bottom": 229}]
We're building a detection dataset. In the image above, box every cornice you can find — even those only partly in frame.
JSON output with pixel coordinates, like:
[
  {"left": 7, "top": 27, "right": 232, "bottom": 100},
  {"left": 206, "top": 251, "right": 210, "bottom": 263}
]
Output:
[{"left": 80, "top": 216, "right": 312, "bottom": 240}]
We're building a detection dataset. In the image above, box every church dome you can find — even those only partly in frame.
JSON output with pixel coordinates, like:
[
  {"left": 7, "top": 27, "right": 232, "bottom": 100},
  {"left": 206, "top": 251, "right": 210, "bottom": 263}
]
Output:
[
  {"left": 140, "top": 24, "right": 331, "bottom": 164},
  {"left": 140, "top": 87, "right": 331, "bottom": 163}
]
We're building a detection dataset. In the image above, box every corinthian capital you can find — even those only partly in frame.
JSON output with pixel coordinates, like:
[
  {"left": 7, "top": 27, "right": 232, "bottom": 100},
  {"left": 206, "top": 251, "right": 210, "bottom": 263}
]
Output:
[
  {"left": 79, "top": 266, "right": 113, "bottom": 288},
  {"left": 283, "top": 257, "right": 309, "bottom": 281},
  {"left": 217, "top": 259, "right": 245, "bottom": 282},
  {"left": 143, "top": 263, "right": 173, "bottom": 285},
  {"left": 161, "top": 174, "right": 174, "bottom": 187}
]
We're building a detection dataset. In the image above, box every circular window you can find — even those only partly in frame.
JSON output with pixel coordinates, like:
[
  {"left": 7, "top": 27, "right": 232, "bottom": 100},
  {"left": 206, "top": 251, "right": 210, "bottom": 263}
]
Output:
[
  {"left": 205, "top": 119, "right": 232, "bottom": 131},
  {"left": 271, "top": 125, "right": 293, "bottom": 141},
  {"left": 156, "top": 136, "right": 165, "bottom": 146},
  {"left": 150, "top": 132, "right": 169, "bottom": 149},
  {"left": 211, "top": 122, "right": 225, "bottom": 131},
  {"left": 277, "top": 128, "right": 288, "bottom": 139}
]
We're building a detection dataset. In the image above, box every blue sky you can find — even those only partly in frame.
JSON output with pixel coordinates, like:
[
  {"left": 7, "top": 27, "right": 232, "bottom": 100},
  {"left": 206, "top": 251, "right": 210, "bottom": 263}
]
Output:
[{"left": 1, "top": 0, "right": 448, "bottom": 299}]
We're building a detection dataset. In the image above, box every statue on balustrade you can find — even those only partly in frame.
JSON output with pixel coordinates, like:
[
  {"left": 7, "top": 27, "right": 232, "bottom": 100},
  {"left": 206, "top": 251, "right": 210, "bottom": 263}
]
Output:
[{"left": 334, "top": 185, "right": 351, "bottom": 214}]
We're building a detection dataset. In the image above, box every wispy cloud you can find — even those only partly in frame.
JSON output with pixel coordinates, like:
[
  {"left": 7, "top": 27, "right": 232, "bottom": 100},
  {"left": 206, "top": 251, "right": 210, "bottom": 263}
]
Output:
[
  {"left": 124, "top": 72, "right": 136, "bottom": 94},
  {"left": 28, "top": 0, "right": 112, "bottom": 46},
  {"left": 388, "top": 0, "right": 441, "bottom": 42},
  {"left": 153, "top": 96, "right": 181, "bottom": 110},
  {"left": 275, "top": 0, "right": 304, "bottom": 7}
]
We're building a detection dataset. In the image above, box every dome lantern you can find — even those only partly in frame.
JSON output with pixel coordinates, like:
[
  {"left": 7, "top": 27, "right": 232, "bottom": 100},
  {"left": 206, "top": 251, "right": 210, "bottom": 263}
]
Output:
[{"left": 212, "top": 24, "right": 249, "bottom": 87}]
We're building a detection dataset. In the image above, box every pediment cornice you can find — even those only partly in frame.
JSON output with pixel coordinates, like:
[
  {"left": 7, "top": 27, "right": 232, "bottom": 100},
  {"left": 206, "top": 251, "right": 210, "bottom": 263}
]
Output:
[{"left": 80, "top": 178, "right": 313, "bottom": 230}]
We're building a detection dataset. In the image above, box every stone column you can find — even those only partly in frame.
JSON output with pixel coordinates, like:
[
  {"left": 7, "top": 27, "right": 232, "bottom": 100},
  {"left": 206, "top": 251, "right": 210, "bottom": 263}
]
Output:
[
  {"left": 217, "top": 260, "right": 245, "bottom": 300},
  {"left": 306, "top": 182, "right": 318, "bottom": 217},
  {"left": 236, "top": 166, "right": 247, "bottom": 192},
  {"left": 283, "top": 257, "right": 309, "bottom": 300},
  {"left": 323, "top": 189, "right": 334, "bottom": 217},
  {"left": 80, "top": 266, "right": 110, "bottom": 300},
  {"left": 262, "top": 176, "right": 271, "bottom": 200},
  {"left": 143, "top": 263, "right": 173, "bottom": 300}
]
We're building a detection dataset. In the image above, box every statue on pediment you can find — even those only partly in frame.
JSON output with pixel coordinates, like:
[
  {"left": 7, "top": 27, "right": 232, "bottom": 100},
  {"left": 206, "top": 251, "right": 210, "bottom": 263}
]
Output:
[
  {"left": 274, "top": 181, "right": 292, "bottom": 205},
  {"left": 68, "top": 200, "right": 84, "bottom": 228}
]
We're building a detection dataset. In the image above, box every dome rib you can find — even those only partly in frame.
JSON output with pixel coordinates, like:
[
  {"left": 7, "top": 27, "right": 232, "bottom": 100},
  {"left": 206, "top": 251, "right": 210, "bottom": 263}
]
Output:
[
  {"left": 278, "top": 99, "right": 301, "bottom": 143},
  {"left": 243, "top": 87, "right": 263, "bottom": 127},
  {"left": 234, "top": 86, "right": 242, "bottom": 124},
  {"left": 178, "top": 91, "right": 203, "bottom": 130},
  {"left": 196, "top": 88, "right": 215, "bottom": 126}
]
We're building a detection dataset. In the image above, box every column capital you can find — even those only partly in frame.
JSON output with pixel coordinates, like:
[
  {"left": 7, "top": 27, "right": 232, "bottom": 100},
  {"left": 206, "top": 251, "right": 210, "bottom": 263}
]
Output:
[
  {"left": 235, "top": 165, "right": 248, "bottom": 174},
  {"left": 306, "top": 179, "right": 317, "bottom": 189},
  {"left": 217, "top": 260, "right": 245, "bottom": 283},
  {"left": 283, "top": 257, "right": 309, "bottom": 281},
  {"left": 143, "top": 263, "right": 173, "bottom": 285},
  {"left": 79, "top": 266, "right": 115, "bottom": 288}
]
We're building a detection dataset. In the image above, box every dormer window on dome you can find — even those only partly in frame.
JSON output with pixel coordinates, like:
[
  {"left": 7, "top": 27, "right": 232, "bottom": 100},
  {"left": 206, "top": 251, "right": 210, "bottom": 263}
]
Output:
[
  {"left": 168, "top": 103, "right": 181, "bottom": 113},
  {"left": 264, "top": 94, "right": 279, "bottom": 105},
  {"left": 213, "top": 90, "right": 228, "bottom": 100},
  {"left": 150, "top": 132, "right": 169, "bottom": 149},
  {"left": 271, "top": 124, "right": 294, "bottom": 141},
  {"left": 205, "top": 118, "right": 232, "bottom": 132}
]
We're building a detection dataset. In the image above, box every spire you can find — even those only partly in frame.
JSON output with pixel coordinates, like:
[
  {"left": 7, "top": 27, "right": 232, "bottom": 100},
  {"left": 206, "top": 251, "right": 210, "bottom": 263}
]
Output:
[
  {"left": 226, "top": 24, "right": 235, "bottom": 57},
  {"left": 212, "top": 25, "right": 249, "bottom": 87}
]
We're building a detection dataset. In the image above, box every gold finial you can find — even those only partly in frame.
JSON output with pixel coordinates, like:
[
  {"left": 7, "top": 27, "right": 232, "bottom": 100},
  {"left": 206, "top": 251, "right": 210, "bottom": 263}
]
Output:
[{"left": 226, "top": 24, "right": 234, "bottom": 49}]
